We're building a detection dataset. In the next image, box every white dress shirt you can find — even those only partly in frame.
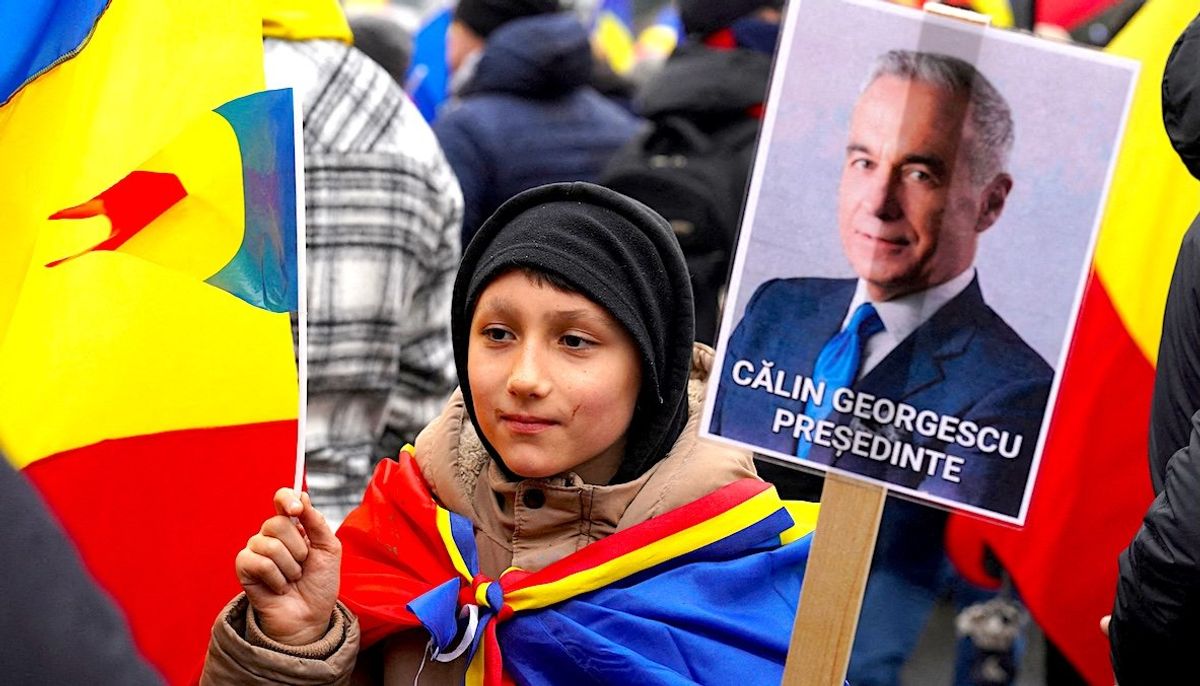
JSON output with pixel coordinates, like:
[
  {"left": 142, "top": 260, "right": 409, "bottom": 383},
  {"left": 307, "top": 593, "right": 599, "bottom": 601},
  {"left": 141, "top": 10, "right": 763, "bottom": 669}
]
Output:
[{"left": 842, "top": 267, "right": 977, "bottom": 380}]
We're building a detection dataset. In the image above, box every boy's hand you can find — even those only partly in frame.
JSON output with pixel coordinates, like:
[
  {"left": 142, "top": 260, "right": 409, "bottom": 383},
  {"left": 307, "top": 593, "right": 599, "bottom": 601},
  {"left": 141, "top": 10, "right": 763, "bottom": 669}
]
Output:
[{"left": 235, "top": 488, "right": 341, "bottom": 646}]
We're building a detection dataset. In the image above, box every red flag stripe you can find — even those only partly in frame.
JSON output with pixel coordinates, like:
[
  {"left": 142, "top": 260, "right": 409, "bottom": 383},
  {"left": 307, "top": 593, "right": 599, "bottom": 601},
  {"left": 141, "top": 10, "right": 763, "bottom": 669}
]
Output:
[
  {"left": 23, "top": 420, "right": 297, "bottom": 685},
  {"left": 949, "top": 273, "right": 1154, "bottom": 685}
]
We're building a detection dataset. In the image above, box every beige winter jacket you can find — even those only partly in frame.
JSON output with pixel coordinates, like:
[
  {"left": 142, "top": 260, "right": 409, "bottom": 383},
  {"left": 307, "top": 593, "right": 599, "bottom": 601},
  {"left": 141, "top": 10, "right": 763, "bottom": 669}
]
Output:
[{"left": 201, "top": 344, "right": 754, "bottom": 685}]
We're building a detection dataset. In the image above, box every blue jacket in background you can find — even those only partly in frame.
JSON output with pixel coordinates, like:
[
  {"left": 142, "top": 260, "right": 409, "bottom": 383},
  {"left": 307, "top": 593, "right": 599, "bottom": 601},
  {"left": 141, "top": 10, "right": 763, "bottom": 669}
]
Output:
[{"left": 434, "top": 13, "right": 641, "bottom": 244}]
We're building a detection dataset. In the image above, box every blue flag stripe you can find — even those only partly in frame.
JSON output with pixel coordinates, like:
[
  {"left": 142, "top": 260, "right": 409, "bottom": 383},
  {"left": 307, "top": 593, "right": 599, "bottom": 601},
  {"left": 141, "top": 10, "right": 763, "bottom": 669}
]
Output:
[
  {"left": 208, "top": 89, "right": 298, "bottom": 313},
  {"left": 0, "top": 0, "right": 110, "bottom": 106}
]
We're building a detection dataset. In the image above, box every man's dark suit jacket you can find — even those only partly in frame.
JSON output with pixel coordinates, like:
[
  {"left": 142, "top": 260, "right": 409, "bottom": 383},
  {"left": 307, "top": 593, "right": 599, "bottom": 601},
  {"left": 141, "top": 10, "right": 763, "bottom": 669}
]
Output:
[{"left": 710, "top": 276, "right": 1052, "bottom": 517}]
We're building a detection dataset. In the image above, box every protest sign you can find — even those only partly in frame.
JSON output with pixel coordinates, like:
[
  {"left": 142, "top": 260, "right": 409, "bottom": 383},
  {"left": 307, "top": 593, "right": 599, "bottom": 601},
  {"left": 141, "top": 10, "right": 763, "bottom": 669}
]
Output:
[{"left": 701, "top": 0, "right": 1138, "bottom": 525}]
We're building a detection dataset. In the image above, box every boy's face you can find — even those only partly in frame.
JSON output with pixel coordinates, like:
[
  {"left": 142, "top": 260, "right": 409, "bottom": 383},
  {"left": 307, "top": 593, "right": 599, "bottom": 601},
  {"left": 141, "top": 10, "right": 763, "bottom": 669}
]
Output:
[{"left": 467, "top": 270, "right": 642, "bottom": 484}]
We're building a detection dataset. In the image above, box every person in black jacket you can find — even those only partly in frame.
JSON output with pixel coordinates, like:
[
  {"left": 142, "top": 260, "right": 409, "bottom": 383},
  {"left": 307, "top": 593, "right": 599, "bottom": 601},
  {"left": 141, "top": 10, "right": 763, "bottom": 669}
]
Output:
[
  {"left": 1146, "top": 21, "right": 1200, "bottom": 494},
  {"left": 0, "top": 457, "right": 162, "bottom": 685},
  {"left": 1108, "top": 10, "right": 1200, "bottom": 685},
  {"left": 616, "top": 0, "right": 782, "bottom": 346},
  {"left": 1110, "top": 409, "right": 1200, "bottom": 684},
  {"left": 435, "top": 0, "right": 640, "bottom": 244}
]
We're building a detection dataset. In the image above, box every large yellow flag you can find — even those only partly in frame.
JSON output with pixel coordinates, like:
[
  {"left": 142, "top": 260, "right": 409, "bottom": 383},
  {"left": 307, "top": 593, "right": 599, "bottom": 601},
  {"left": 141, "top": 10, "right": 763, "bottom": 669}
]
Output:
[{"left": 0, "top": 3, "right": 302, "bottom": 683}]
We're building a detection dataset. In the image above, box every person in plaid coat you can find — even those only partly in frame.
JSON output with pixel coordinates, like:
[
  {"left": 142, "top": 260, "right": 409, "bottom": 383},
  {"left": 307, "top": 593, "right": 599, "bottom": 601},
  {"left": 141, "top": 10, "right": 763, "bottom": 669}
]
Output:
[{"left": 263, "top": 0, "right": 464, "bottom": 527}]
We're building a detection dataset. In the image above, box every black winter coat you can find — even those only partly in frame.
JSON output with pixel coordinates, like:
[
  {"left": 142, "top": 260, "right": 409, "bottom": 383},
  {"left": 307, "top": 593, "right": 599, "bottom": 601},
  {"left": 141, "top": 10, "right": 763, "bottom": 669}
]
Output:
[
  {"left": 433, "top": 13, "right": 640, "bottom": 245},
  {"left": 1109, "top": 10, "right": 1200, "bottom": 685}
]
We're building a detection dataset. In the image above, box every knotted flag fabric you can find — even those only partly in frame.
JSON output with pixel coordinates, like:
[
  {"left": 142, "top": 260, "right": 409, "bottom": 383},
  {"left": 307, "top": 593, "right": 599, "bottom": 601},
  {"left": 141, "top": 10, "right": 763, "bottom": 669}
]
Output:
[
  {"left": 0, "top": 2, "right": 301, "bottom": 683},
  {"left": 945, "top": 2, "right": 1200, "bottom": 683},
  {"left": 339, "top": 450, "right": 817, "bottom": 686}
]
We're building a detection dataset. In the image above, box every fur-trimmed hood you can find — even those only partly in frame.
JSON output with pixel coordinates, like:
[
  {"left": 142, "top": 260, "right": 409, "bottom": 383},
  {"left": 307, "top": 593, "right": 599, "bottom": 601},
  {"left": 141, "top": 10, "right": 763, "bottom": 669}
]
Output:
[{"left": 412, "top": 343, "right": 755, "bottom": 576}]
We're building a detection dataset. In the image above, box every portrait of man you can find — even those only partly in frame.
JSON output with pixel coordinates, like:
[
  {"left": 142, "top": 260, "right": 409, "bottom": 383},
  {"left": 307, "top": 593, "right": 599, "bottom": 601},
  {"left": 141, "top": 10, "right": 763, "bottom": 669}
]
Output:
[
  {"left": 701, "top": 3, "right": 1135, "bottom": 680},
  {"left": 708, "top": 50, "right": 1052, "bottom": 518}
]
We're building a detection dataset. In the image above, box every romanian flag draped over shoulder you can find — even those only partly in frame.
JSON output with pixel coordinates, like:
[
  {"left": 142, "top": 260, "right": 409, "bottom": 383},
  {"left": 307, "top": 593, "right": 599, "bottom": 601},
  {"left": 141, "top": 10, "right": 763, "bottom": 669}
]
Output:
[
  {"left": 339, "top": 451, "right": 817, "bottom": 686},
  {"left": 0, "top": 2, "right": 301, "bottom": 683},
  {"left": 945, "top": 2, "right": 1200, "bottom": 684}
]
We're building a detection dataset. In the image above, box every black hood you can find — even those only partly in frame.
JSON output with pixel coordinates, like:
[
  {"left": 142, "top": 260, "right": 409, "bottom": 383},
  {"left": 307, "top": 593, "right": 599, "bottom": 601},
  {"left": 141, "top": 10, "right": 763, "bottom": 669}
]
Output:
[
  {"left": 463, "top": 13, "right": 593, "bottom": 99},
  {"left": 637, "top": 42, "right": 772, "bottom": 119},
  {"left": 1164, "top": 11, "right": 1200, "bottom": 179},
  {"left": 452, "top": 183, "right": 695, "bottom": 484}
]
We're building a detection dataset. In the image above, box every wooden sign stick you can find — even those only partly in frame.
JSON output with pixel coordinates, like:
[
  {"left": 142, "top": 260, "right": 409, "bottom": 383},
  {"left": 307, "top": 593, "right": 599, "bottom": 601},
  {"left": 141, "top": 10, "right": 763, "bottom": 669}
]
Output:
[{"left": 781, "top": 474, "right": 886, "bottom": 685}]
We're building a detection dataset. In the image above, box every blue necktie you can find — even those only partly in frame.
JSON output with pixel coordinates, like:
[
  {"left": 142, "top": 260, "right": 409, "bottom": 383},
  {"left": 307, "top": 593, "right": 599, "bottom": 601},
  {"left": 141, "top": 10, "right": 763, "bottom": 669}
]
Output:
[{"left": 796, "top": 303, "right": 884, "bottom": 458}]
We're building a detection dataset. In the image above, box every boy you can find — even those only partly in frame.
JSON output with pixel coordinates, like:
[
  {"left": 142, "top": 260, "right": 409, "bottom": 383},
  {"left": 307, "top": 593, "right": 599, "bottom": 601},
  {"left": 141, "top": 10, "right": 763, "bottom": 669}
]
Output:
[{"left": 201, "top": 183, "right": 812, "bottom": 684}]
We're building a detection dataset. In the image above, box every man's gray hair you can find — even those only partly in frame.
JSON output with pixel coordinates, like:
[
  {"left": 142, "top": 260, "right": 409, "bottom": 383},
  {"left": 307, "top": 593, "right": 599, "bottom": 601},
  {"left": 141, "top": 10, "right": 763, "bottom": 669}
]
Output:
[{"left": 865, "top": 50, "right": 1014, "bottom": 184}]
